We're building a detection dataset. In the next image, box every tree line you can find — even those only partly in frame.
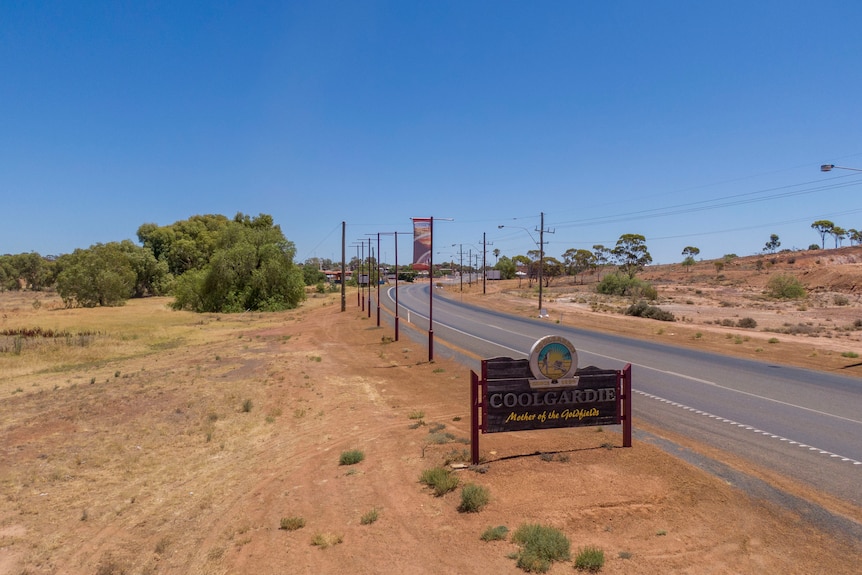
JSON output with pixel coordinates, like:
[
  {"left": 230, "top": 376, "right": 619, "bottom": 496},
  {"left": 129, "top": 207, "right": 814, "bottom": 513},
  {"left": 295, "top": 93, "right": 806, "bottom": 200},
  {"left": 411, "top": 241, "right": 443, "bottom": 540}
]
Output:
[
  {"left": 0, "top": 213, "right": 306, "bottom": 312},
  {"left": 491, "top": 233, "right": 653, "bottom": 288}
]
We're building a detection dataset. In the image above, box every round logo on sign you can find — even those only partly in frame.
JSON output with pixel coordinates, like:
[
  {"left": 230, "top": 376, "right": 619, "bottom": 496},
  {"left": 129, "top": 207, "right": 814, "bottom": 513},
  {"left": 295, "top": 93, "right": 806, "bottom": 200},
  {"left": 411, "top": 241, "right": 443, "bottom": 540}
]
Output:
[{"left": 529, "top": 335, "right": 578, "bottom": 382}]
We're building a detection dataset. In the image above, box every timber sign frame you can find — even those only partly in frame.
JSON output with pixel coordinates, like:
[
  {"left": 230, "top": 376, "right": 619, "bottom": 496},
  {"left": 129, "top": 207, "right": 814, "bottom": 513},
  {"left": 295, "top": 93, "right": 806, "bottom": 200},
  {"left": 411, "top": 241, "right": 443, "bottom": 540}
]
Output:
[{"left": 470, "top": 335, "right": 632, "bottom": 465}]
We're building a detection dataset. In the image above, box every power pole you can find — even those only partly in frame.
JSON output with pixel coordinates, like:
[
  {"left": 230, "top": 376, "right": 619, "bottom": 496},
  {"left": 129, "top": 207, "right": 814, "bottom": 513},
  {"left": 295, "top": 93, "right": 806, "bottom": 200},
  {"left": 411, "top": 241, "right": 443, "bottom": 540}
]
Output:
[
  {"left": 340, "top": 221, "right": 346, "bottom": 312},
  {"left": 536, "top": 212, "right": 554, "bottom": 313}
]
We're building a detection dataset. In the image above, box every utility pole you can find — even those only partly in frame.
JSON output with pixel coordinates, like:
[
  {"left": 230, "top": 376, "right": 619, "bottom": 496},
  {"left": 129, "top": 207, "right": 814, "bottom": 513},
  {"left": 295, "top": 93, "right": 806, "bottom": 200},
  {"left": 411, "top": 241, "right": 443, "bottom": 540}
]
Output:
[
  {"left": 340, "top": 221, "right": 346, "bottom": 311},
  {"left": 536, "top": 212, "right": 554, "bottom": 314},
  {"left": 482, "top": 232, "right": 493, "bottom": 295}
]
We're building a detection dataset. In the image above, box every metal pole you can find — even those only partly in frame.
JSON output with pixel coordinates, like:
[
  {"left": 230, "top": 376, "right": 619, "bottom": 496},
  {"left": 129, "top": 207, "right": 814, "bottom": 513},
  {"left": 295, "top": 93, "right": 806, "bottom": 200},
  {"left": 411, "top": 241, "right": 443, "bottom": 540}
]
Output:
[
  {"left": 340, "top": 221, "right": 346, "bottom": 312},
  {"left": 376, "top": 233, "right": 381, "bottom": 326},
  {"left": 359, "top": 242, "right": 364, "bottom": 310},
  {"left": 367, "top": 238, "right": 372, "bottom": 318},
  {"left": 459, "top": 245, "right": 463, "bottom": 292},
  {"left": 394, "top": 231, "right": 400, "bottom": 341},
  {"left": 482, "top": 232, "right": 487, "bottom": 294},
  {"left": 428, "top": 217, "right": 434, "bottom": 362}
]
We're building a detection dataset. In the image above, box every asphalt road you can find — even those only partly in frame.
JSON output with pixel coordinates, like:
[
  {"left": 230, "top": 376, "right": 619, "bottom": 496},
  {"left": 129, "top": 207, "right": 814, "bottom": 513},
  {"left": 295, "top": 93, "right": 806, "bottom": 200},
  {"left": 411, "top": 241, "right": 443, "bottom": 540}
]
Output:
[{"left": 379, "top": 282, "right": 862, "bottom": 510}]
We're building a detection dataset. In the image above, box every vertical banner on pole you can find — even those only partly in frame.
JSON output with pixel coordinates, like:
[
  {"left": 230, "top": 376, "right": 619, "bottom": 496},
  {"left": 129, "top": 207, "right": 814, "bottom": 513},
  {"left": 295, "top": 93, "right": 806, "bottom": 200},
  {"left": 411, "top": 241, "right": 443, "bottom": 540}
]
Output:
[{"left": 412, "top": 218, "right": 432, "bottom": 271}]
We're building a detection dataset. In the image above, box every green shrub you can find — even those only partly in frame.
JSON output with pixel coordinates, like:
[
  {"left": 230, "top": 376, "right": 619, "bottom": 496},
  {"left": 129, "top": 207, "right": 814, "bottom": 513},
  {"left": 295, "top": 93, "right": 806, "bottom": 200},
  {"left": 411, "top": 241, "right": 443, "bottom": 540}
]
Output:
[
  {"left": 511, "top": 523, "right": 570, "bottom": 573},
  {"left": 574, "top": 546, "right": 605, "bottom": 572},
  {"left": 458, "top": 483, "right": 490, "bottom": 513},
  {"left": 737, "top": 317, "right": 757, "bottom": 328},
  {"left": 625, "top": 300, "right": 675, "bottom": 322},
  {"left": 766, "top": 274, "right": 806, "bottom": 299},
  {"left": 596, "top": 273, "right": 657, "bottom": 299},
  {"left": 339, "top": 449, "right": 365, "bottom": 466},
  {"left": 419, "top": 466, "right": 459, "bottom": 496},
  {"left": 480, "top": 525, "right": 509, "bottom": 541}
]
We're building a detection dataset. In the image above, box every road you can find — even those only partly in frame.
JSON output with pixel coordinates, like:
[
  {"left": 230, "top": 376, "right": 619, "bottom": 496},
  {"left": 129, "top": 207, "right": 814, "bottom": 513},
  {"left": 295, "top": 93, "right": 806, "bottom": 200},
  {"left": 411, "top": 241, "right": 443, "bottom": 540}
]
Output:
[{"left": 378, "top": 282, "right": 862, "bottom": 511}]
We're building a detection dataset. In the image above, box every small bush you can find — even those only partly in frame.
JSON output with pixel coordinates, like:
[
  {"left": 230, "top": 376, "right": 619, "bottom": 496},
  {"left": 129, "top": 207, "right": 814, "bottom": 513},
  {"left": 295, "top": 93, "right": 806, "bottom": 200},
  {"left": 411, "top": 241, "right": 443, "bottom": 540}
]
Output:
[
  {"left": 458, "top": 483, "right": 490, "bottom": 513},
  {"left": 241, "top": 399, "right": 253, "bottom": 413},
  {"left": 766, "top": 274, "right": 806, "bottom": 299},
  {"left": 280, "top": 516, "right": 305, "bottom": 531},
  {"left": 511, "top": 523, "right": 570, "bottom": 573},
  {"left": 625, "top": 301, "right": 675, "bottom": 322},
  {"left": 737, "top": 317, "right": 757, "bottom": 329},
  {"left": 311, "top": 532, "right": 343, "bottom": 548},
  {"left": 574, "top": 546, "right": 605, "bottom": 572},
  {"left": 481, "top": 525, "right": 509, "bottom": 541},
  {"left": 596, "top": 273, "right": 657, "bottom": 299},
  {"left": 419, "top": 466, "right": 459, "bottom": 496},
  {"left": 360, "top": 508, "right": 379, "bottom": 525},
  {"left": 339, "top": 449, "right": 365, "bottom": 466},
  {"left": 834, "top": 294, "right": 850, "bottom": 306}
]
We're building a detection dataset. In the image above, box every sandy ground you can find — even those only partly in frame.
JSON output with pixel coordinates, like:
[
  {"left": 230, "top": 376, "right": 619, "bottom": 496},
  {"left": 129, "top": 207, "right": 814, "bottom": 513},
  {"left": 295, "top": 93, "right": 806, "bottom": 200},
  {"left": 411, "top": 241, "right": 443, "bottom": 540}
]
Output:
[{"left": 1, "top": 248, "right": 862, "bottom": 574}]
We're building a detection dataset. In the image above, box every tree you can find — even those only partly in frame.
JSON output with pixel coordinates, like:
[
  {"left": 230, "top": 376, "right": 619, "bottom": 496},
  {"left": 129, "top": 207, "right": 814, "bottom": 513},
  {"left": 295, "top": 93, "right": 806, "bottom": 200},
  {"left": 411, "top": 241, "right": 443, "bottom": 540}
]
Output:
[
  {"left": 55, "top": 243, "right": 137, "bottom": 307},
  {"left": 562, "top": 248, "right": 594, "bottom": 284},
  {"left": 832, "top": 226, "right": 847, "bottom": 248},
  {"left": 492, "top": 248, "right": 500, "bottom": 264},
  {"left": 137, "top": 214, "right": 230, "bottom": 276},
  {"left": 763, "top": 234, "right": 780, "bottom": 254},
  {"left": 118, "top": 240, "right": 173, "bottom": 297},
  {"left": 681, "top": 246, "right": 700, "bottom": 258},
  {"left": 848, "top": 229, "right": 862, "bottom": 246},
  {"left": 542, "top": 257, "right": 564, "bottom": 287},
  {"left": 681, "top": 246, "right": 700, "bottom": 273},
  {"left": 494, "top": 255, "right": 516, "bottom": 280},
  {"left": 611, "top": 234, "right": 652, "bottom": 279},
  {"left": 512, "top": 254, "right": 532, "bottom": 286},
  {"left": 811, "top": 220, "right": 834, "bottom": 249},
  {"left": 592, "top": 244, "right": 611, "bottom": 280},
  {"left": 171, "top": 213, "right": 305, "bottom": 312},
  {"left": 303, "top": 264, "right": 326, "bottom": 286}
]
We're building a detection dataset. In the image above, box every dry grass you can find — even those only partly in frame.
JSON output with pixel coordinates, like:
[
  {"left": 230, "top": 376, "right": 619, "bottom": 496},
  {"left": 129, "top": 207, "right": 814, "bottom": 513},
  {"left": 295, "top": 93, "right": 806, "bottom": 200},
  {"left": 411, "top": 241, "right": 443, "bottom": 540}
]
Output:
[{"left": 0, "top": 291, "right": 334, "bottom": 573}]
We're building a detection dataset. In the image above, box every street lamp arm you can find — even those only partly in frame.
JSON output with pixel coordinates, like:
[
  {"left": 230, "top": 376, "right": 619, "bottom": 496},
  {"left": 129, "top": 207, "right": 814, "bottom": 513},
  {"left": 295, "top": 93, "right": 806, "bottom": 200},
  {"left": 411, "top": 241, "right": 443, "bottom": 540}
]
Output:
[
  {"left": 821, "top": 164, "right": 862, "bottom": 172},
  {"left": 497, "top": 224, "right": 540, "bottom": 247}
]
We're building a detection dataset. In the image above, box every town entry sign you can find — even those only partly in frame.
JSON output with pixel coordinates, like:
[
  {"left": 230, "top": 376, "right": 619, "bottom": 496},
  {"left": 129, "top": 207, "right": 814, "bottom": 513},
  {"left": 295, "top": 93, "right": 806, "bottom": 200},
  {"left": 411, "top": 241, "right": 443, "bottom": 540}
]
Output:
[{"left": 470, "top": 335, "right": 632, "bottom": 464}]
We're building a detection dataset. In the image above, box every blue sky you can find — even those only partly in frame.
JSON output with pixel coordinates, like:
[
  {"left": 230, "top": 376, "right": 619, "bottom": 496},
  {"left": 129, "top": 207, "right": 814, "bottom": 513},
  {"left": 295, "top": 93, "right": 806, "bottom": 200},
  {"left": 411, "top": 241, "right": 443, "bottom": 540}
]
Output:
[{"left": 3, "top": 1, "right": 862, "bottom": 266}]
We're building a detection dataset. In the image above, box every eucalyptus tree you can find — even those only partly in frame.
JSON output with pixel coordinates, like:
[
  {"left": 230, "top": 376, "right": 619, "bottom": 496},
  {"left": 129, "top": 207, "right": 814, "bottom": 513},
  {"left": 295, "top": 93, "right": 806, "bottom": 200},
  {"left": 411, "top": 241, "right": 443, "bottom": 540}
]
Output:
[
  {"left": 611, "top": 234, "right": 652, "bottom": 279},
  {"left": 811, "top": 220, "right": 835, "bottom": 249},
  {"left": 832, "top": 226, "right": 847, "bottom": 248},
  {"left": 592, "top": 244, "right": 611, "bottom": 280},
  {"left": 562, "top": 248, "right": 595, "bottom": 284},
  {"left": 681, "top": 246, "right": 700, "bottom": 273}
]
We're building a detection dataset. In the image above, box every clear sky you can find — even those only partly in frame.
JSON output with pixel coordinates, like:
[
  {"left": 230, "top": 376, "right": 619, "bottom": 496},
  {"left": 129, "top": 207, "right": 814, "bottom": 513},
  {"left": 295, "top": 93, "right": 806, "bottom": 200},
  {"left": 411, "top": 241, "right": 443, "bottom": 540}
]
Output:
[{"left": 3, "top": 1, "right": 862, "bottom": 267}]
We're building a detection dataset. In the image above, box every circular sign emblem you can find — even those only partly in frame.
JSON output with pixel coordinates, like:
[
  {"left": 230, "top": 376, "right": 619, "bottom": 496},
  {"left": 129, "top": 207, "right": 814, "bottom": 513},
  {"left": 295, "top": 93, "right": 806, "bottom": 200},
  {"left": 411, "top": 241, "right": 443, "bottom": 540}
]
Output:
[{"left": 529, "top": 335, "right": 578, "bottom": 382}]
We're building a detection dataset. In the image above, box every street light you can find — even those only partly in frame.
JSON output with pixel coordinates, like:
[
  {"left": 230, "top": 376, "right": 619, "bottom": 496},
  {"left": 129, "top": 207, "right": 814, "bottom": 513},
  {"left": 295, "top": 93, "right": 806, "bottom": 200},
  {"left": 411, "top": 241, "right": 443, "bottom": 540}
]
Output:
[{"left": 821, "top": 164, "right": 862, "bottom": 172}]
